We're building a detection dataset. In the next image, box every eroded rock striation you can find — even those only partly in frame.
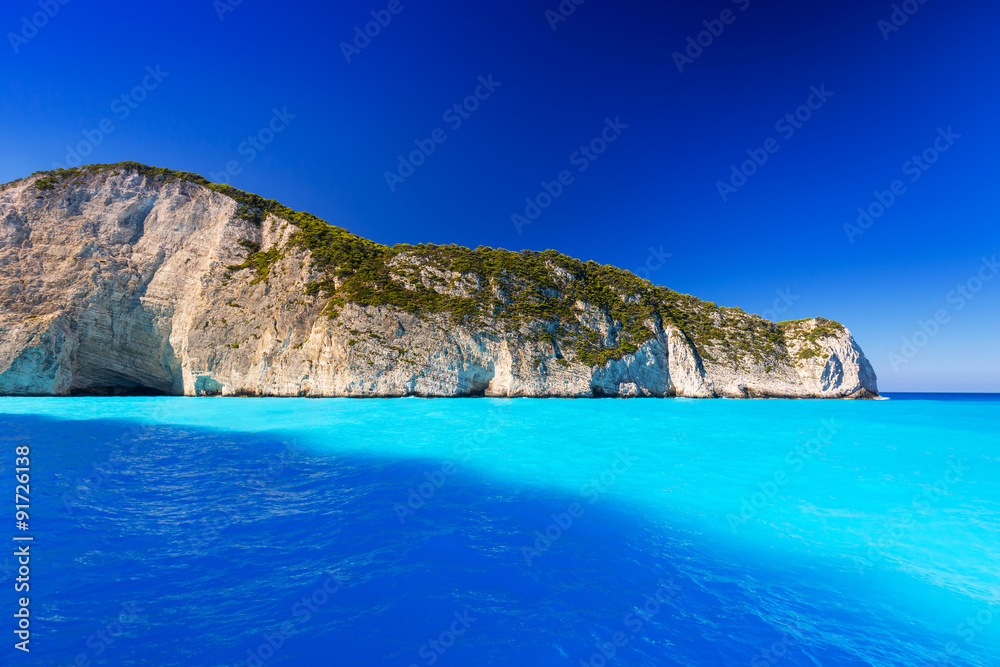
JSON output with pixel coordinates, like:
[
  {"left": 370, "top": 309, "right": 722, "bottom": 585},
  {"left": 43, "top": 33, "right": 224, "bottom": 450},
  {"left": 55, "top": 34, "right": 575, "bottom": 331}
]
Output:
[{"left": 0, "top": 163, "right": 878, "bottom": 398}]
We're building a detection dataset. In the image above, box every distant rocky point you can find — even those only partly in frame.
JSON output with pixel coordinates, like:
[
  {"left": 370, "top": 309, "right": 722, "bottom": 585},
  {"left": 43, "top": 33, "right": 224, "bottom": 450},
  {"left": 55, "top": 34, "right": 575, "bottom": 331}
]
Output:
[{"left": 0, "top": 162, "right": 878, "bottom": 398}]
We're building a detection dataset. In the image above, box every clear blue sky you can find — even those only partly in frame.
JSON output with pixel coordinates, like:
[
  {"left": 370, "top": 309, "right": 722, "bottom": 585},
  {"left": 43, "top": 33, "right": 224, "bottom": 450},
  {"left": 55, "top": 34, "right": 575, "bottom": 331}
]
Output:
[{"left": 2, "top": 0, "right": 998, "bottom": 391}]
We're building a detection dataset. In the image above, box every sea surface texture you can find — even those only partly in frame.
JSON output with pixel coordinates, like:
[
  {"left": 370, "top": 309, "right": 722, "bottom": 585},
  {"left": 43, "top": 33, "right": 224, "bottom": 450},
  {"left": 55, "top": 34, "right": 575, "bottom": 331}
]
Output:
[{"left": 1, "top": 395, "right": 997, "bottom": 666}]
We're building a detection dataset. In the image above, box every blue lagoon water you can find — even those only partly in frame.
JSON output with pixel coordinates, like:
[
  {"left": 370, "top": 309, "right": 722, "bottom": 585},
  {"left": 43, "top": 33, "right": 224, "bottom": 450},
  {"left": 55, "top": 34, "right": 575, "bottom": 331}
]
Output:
[{"left": 1, "top": 395, "right": 998, "bottom": 666}]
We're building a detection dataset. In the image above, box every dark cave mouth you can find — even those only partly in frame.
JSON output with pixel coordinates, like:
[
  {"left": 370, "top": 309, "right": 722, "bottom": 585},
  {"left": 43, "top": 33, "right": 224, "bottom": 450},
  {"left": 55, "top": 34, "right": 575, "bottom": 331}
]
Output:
[{"left": 69, "top": 385, "right": 171, "bottom": 397}]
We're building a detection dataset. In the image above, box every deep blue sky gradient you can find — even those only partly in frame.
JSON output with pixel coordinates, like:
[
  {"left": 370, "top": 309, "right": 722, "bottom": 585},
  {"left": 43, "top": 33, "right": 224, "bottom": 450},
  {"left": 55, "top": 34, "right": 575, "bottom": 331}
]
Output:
[{"left": 2, "top": 0, "right": 998, "bottom": 391}]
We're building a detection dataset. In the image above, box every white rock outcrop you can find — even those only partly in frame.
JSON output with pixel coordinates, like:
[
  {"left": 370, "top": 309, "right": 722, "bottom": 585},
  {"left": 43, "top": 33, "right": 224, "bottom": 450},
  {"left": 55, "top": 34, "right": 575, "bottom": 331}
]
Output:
[{"left": 0, "top": 167, "right": 878, "bottom": 398}]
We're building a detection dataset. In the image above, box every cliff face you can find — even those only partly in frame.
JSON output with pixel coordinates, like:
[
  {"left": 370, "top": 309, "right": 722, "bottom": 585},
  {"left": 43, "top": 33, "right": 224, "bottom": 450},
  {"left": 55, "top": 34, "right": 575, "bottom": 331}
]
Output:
[{"left": 0, "top": 164, "right": 878, "bottom": 398}]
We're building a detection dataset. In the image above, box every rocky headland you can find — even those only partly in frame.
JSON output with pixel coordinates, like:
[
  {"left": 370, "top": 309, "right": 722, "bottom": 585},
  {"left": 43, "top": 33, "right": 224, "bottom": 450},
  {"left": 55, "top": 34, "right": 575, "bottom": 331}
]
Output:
[{"left": 0, "top": 162, "right": 878, "bottom": 398}]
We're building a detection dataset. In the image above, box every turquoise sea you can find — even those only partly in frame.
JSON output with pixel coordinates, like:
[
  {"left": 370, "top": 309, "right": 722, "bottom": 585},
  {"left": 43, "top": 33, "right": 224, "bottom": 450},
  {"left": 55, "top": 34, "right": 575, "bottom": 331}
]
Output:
[{"left": 1, "top": 394, "right": 997, "bottom": 665}]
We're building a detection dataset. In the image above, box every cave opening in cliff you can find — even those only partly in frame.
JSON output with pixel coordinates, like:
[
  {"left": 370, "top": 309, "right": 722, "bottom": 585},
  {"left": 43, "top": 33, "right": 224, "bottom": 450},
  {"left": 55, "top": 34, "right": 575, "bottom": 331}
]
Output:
[
  {"left": 69, "top": 385, "right": 171, "bottom": 396},
  {"left": 67, "top": 367, "right": 179, "bottom": 396}
]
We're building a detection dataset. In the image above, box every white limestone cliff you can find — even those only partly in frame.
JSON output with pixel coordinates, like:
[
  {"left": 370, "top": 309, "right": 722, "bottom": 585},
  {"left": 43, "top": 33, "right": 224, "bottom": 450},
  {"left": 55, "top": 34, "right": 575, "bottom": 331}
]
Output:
[{"left": 0, "top": 166, "right": 878, "bottom": 398}]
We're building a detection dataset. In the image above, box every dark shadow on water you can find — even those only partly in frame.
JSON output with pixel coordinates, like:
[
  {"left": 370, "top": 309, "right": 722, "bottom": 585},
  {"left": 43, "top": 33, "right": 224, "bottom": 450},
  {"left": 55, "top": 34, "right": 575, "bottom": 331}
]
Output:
[{"left": 0, "top": 414, "right": 988, "bottom": 667}]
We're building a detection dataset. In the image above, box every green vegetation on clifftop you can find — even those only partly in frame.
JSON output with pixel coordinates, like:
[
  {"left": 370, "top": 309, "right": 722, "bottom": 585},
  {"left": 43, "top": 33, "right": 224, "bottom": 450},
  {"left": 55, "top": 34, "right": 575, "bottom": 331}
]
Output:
[
  {"left": 779, "top": 317, "right": 845, "bottom": 360},
  {"left": 22, "top": 162, "right": 843, "bottom": 370}
]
